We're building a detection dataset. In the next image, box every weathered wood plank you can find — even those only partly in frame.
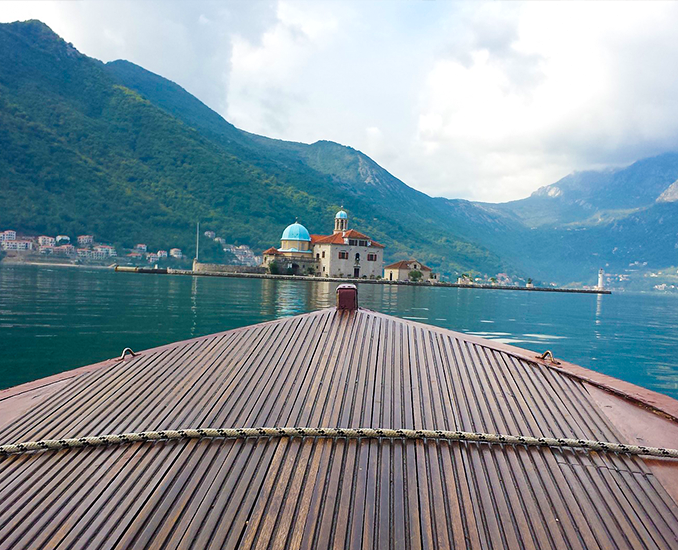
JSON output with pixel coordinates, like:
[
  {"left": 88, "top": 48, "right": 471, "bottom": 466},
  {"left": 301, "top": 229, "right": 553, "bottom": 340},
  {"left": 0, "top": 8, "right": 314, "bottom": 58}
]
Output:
[{"left": 0, "top": 306, "right": 676, "bottom": 549}]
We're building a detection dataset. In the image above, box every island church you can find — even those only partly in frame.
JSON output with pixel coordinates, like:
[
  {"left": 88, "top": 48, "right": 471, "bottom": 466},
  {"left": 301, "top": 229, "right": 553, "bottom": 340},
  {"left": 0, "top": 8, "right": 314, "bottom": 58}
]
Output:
[{"left": 262, "top": 209, "right": 384, "bottom": 278}]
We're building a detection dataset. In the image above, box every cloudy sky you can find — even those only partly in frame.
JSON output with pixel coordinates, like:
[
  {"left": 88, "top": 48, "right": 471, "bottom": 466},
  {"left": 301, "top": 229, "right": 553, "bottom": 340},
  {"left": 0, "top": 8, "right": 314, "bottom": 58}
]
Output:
[{"left": 3, "top": 0, "right": 678, "bottom": 202}]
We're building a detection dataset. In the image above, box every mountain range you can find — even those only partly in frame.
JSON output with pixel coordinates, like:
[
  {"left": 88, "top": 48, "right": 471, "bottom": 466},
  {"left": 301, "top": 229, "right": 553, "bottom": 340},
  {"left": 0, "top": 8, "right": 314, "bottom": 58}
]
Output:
[{"left": 1, "top": 20, "right": 677, "bottom": 287}]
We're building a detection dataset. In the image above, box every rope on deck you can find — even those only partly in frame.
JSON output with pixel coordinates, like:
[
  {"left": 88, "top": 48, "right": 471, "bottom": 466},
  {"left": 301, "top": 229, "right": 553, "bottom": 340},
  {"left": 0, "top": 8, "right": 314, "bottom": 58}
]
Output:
[{"left": 1, "top": 427, "right": 677, "bottom": 459}]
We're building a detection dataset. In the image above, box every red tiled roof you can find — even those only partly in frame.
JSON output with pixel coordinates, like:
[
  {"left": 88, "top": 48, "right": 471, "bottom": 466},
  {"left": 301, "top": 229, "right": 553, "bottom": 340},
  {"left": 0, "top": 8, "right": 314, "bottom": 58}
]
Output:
[
  {"left": 310, "top": 229, "right": 384, "bottom": 248},
  {"left": 263, "top": 247, "right": 280, "bottom": 255},
  {"left": 384, "top": 259, "right": 432, "bottom": 271}
]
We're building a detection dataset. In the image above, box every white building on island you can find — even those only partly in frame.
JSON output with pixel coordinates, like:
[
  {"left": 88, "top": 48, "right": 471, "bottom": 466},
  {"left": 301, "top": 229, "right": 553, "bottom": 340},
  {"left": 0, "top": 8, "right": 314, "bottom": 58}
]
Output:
[
  {"left": 384, "top": 259, "right": 437, "bottom": 282},
  {"left": 262, "top": 209, "right": 385, "bottom": 278}
]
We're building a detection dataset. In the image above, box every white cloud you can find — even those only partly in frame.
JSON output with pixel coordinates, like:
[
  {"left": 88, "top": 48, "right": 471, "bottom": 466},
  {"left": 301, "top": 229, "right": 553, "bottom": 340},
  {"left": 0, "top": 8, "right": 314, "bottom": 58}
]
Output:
[
  {"left": 227, "top": 1, "right": 341, "bottom": 134},
  {"left": 406, "top": 1, "right": 678, "bottom": 201},
  {"left": 3, "top": 1, "right": 678, "bottom": 202}
]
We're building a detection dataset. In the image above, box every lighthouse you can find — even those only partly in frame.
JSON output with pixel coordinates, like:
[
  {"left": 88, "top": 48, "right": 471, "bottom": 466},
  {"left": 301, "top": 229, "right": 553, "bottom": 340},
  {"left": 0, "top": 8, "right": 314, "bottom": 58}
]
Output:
[{"left": 596, "top": 268, "right": 605, "bottom": 290}]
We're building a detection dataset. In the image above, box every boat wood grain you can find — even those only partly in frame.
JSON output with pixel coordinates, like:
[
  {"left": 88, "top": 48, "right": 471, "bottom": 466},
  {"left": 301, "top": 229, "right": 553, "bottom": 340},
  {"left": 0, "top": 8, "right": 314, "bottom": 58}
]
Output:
[{"left": 0, "top": 307, "right": 676, "bottom": 549}]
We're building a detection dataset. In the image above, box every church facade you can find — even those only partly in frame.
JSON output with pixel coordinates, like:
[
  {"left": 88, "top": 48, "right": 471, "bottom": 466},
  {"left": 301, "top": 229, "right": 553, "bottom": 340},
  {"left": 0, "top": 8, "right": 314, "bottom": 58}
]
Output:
[{"left": 262, "top": 209, "right": 385, "bottom": 278}]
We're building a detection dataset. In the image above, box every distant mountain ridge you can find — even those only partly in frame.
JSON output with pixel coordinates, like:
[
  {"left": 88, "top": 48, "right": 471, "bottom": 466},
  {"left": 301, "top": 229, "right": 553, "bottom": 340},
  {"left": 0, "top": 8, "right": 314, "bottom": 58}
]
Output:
[
  {"left": 476, "top": 153, "right": 678, "bottom": 282},
  {"left": 497, "top": 153, "right": 678, "bottom": 228},
  {"left": 1, "top": 20, "right": 678, "bottom": 286}
]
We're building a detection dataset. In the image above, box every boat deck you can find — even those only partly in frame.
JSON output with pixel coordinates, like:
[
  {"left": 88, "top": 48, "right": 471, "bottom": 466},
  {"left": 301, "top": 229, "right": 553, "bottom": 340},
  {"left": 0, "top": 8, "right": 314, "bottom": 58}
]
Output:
[{"left": 0, "top": 306, "right": 676, "bottom": 549}]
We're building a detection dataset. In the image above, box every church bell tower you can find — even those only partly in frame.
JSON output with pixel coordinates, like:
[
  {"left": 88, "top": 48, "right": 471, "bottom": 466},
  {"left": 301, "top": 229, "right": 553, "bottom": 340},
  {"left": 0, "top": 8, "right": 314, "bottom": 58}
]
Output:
[{"left": 334, "top": 208, "right": 348, "bottom": 234}]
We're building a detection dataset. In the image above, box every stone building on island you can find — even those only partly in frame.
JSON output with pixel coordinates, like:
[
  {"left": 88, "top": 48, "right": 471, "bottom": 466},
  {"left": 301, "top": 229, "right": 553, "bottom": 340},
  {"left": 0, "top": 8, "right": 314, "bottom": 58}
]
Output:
[
  {"left": 383, "top": 259, "right": 437, "bottom": 282},
  {"left": 262, "top": 221, "right": 317, "bottom": 275},
  {"left": 262, "top": 209, "right": 385, "bottom": 278}
]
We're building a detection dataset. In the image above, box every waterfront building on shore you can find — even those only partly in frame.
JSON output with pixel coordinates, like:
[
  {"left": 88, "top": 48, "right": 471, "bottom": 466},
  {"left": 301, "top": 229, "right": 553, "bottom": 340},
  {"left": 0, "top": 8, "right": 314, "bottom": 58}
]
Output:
[
  {"left": 77, "top": 235, "right": 94, "bottom": 246},
  {"left": 1, "top": 239, "right": 33, "bottom": 251},
  {"left": 312, "top": 210, "right": 385, "bottom": 278},
  {"left": 262, "top": 209, "right": 384, "bottom": 277},
  {"left": 94, "top": 244, "right": 116, "bottom": 257},
  {"left": 384, "top": 259, "right": 437, "bottom": 282},
  {"left": 76, "top": 244, "right": 116, "bottom": 260},
  {"left": 135, "top": 244, "right": 147, "bottom": 253},
  {"left": 38, "top": 236, "right": 55, "bottom": 247},
  {"left": 497, "top": 272, "right": 513, "bottom": 285},
  {"left": 53, "top": 244, "right": 75, "bottom": 256},
  {"left": 77, "top": 248, "right": 109, "bottom": 260},
  {"left": 169, "top": 248, "right": 183, "bottom": 259},
  {"left": 224, "top": 244, "right": 261, "bottom": 267},
  {"left": 0, "top": 230, "right": 17, "bottom": 241}
]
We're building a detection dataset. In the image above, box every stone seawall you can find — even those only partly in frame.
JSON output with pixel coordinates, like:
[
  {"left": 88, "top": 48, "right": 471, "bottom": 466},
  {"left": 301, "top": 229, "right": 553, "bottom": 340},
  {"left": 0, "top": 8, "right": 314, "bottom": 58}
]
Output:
[
  {"left": 162, "top": 267, "right": 612, "bottom": 294},
  {"left": 192, "top": 260, "right": 266, "bottom": 275}
]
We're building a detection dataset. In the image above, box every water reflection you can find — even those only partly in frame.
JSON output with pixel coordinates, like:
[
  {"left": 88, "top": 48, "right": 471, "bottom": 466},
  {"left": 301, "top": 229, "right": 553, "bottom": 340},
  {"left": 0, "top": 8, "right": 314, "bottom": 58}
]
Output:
[
  {"left": 1, "top": 265, "right": 677, "bottom": 399},
  {"left": 275, "top": 281, "right": 307, "bottom": 318},
  {"left": 190, "top": 275, "right": 198, "bottom": 337},
  {"left": 257, "top": 279, "right": 336, "bottom": 319}
]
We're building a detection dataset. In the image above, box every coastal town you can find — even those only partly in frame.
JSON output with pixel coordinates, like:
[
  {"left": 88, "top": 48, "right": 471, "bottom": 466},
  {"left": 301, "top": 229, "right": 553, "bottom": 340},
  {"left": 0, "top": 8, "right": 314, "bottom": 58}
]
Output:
[
  {"left": 0, "top": 229, "right": 185, "bottom": 263},
  {"left": 0, "top": 209, "right": 443, "bottom": 282},
  {"left": 1, "top": 208, "right": 615, "bottom": 291}
]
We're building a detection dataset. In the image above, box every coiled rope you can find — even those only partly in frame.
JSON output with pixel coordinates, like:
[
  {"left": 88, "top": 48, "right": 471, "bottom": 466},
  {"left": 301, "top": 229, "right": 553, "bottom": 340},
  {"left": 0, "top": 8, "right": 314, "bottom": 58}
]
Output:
[{"left": 1, "top": 427, "right": 676, "bottom": 459}]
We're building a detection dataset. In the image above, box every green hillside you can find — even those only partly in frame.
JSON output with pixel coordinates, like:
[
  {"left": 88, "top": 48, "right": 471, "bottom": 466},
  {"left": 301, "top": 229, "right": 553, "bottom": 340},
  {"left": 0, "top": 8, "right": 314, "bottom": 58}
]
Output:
[
  {"left": 0, "top": 21, "right": 508, "bottom": 276},
  {"left": 105, "top": 59, "right": 509, "bottom": 273}
]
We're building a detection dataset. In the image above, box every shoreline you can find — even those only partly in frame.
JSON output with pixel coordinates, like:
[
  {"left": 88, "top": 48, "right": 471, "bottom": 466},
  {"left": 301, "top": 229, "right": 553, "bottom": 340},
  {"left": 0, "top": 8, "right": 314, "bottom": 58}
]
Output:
[
  {"left": 0, "top": 258, "right": 612, "bottom": 294},
  {"left": 119, "top": 265, "right": 613, "bottom": 294},
  {"left": 1, "top": 259, "right": 114, "bottom": 270}
]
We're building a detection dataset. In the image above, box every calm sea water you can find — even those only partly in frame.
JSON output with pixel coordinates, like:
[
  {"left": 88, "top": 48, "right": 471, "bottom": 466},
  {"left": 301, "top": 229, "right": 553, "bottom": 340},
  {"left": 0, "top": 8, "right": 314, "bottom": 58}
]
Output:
[{"left": 1, "top": 264, "right": 677, "bottom": 399}]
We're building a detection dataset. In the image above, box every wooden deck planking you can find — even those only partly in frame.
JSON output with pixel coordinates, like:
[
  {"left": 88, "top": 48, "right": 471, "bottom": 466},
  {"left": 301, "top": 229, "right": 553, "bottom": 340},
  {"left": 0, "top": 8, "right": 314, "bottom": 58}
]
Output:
[
  {"left": 0, "top": 308, "right": 676, "bottom": 549},
  {"left": 502, "top": 354, "right": 646, "bottom": 548}
]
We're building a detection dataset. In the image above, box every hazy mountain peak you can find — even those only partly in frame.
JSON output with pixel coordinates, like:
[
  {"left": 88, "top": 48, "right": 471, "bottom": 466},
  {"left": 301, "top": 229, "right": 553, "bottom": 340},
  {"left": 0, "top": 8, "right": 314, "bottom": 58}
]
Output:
[
  {"left": 533, "top": 185, "right": 563, "bottom": 198},
  {"left": 657, "top": 180, "right": 678, "bottom": 203}
]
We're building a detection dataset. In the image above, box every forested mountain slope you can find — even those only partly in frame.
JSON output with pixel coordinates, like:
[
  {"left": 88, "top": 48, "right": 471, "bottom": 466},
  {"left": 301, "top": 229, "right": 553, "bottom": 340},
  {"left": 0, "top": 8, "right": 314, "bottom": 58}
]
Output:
[{"left": 0, "top": 21, "right": 509, "bottom": 276}]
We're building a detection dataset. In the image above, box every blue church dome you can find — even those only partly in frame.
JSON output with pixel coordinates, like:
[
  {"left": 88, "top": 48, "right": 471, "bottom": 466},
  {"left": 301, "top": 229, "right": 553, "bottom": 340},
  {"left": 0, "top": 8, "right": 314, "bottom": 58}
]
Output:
[
  {"left": 335, "top": 210, "right": 348, "bottom": 220},
  {"left": 281, "top": 222, "right": 311, "bottom": 242}
]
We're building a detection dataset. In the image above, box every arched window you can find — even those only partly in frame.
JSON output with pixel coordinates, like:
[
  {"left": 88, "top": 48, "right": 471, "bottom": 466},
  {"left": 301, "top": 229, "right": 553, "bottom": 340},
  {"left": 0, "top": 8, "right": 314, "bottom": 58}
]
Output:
[{"left": 355, "top": 253, "right": 360, "bottom": 261}]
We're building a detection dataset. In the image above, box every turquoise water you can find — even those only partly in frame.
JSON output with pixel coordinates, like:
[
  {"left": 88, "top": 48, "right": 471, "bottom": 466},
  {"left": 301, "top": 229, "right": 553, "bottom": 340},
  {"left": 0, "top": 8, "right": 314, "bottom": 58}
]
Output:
[{"left": 1, "top": 264, "right": 677, "bottom": 399}]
